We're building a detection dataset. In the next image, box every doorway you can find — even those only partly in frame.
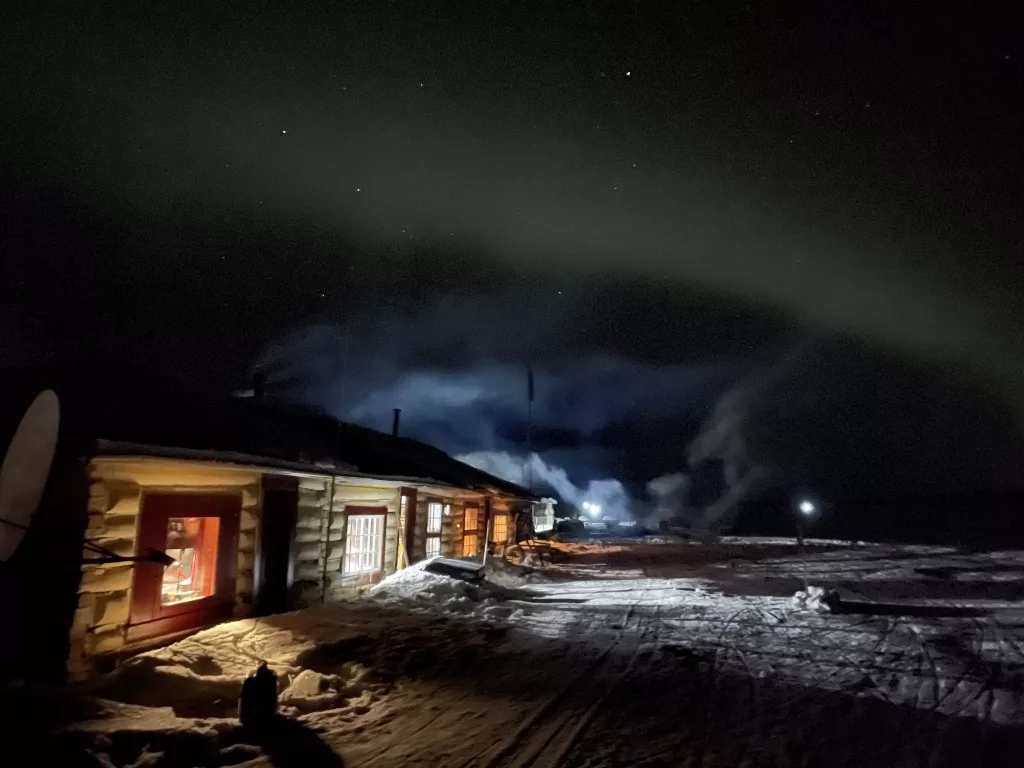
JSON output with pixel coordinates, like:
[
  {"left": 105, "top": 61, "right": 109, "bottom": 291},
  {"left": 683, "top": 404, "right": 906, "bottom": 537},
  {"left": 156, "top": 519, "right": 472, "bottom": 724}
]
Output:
[{"left": 255, "top": 476, "right": 298, "bottom": 616}]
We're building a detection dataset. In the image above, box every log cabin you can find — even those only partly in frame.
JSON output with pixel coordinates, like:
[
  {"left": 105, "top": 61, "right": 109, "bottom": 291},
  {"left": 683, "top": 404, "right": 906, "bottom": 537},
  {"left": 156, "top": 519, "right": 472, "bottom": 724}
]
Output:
[{"left": 0, "top": 365, "right": 536, "bottom": 682}]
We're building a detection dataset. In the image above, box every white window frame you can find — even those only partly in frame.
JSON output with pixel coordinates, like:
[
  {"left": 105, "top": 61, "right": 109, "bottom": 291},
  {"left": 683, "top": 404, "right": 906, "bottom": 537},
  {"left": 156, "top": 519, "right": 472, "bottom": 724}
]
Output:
[
  {"left": 425, "top": 536, "right": 441, "bottom": 559},
  {"left": 343, "top": 514, "right": 385, "bottom": 575},
  {"left": 427, "top": 502, "right": 443, "bottom": 534},
  {"left": 425, "top": 501, "right": 444, "bottom": 559}
]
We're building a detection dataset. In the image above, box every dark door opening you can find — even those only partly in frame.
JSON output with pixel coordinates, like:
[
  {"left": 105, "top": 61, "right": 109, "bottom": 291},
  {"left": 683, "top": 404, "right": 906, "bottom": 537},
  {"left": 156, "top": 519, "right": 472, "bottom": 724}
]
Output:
[{"left": 255, "top": 477, "right": 298, "bottom": 616}]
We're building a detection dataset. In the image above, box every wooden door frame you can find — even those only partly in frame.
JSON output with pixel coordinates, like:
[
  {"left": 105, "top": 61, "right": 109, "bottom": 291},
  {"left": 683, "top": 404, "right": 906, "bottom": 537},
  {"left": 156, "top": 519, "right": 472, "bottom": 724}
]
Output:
[
  {"left": 462, "top": 504, "right": 481, "bottom": 557},
  {"left": 254, "top": 474, "right": 298, "bottom": 617},
  {"left": 398, "top": 487, "right": 417, "bottom": 567}
]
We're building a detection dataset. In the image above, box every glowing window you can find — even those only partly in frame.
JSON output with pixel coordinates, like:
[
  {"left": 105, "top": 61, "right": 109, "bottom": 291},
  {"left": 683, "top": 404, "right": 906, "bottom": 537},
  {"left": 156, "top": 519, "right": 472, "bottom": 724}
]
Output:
[
  {"left": 162, "top": 517, "right": 220, "bottom": 605},
  {"left": 343, "top": 514, "right": 385, "bottom": 574},
  {"left": 492, "top": 514, "right": 509, "bottom": 543},
  {"left": 425, "top": 536, "right": 441, "bottom": 559},
  {"left": 464, "top": 507, "right": 478, "bottom": 531},
  {"left": 462, "top": 533, "right": 479, "bottom": 557},
  {"left": 427, "top": 502, "right": 443, "bottom": 533}
]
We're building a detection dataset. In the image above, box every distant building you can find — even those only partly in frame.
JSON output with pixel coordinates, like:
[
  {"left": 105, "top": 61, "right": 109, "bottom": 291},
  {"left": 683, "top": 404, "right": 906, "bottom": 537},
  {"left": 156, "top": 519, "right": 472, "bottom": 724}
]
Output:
[{"left": 533, "top": 498, "right": 556, "bottom": 533}]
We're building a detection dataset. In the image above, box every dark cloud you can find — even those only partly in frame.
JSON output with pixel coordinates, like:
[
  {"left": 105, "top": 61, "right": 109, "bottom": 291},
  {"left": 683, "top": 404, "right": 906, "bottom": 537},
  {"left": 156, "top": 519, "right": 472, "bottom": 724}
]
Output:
[{"left": 690, "top": 337, "right": 1024, "bottom": 529}]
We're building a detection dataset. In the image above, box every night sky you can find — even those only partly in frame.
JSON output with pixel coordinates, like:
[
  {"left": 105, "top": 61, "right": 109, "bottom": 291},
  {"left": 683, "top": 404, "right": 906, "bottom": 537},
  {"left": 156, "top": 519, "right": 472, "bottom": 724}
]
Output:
[{"left": 3, "top": 3, "right": 1023, "bottom": 518}]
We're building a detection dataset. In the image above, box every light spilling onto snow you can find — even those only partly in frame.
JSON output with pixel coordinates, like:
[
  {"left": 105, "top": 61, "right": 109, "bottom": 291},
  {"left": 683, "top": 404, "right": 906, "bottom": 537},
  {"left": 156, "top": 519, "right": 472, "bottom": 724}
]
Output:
[{"left": 35, "top": 538, "right": 1024, "bottom": 768}]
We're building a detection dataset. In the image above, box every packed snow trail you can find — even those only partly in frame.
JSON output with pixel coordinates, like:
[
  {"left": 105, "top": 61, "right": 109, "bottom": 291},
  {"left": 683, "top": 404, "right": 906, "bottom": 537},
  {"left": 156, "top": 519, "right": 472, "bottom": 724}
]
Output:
[{"left": 20, "top": 540, "right": 1024, "bottom": 767}]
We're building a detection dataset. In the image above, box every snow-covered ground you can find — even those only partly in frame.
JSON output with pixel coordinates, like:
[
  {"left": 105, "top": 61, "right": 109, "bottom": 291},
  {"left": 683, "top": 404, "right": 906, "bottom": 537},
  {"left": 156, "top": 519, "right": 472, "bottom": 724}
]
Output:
[{"left": 10, "top": 540, "right": 1024, "bottom": 767}]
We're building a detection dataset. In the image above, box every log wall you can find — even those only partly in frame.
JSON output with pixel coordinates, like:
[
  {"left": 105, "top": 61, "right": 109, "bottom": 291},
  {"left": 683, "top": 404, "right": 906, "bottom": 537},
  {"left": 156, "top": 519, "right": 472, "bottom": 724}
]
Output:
[
  {"left": 289, "top": 475, "right": 331, "bottom": 605},
  {"left": 323, "top": 482, "right": 402, "bottom": 600},
  {"left": 67, "top": 455, "right": 523, "bottom": 678},
  {"left": 67, "top": 458, "right": 260, "bottom": 681}
]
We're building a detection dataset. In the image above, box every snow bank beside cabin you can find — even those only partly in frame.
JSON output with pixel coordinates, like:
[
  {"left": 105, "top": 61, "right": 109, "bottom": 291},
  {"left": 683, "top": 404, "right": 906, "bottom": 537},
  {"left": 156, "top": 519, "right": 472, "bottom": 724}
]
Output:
[
  {"left": 481, "top": 555, "right": 547, "bottom": 588},
  {"left": 366, "top": 557, "right": 545, "bottom": 621},
  {"left": 92, "top": 609, "right": 391, "bottom": 722},
  {"left": 369, "top": 557, "right": 543, "bottom": 599}
]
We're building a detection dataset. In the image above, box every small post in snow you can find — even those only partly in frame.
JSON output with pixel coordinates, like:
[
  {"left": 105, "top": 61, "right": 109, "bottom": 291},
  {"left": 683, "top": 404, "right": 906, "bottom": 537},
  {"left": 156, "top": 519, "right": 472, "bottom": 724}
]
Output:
[{"left": 482, "top": 512, "right": 493, "bottom": 567}]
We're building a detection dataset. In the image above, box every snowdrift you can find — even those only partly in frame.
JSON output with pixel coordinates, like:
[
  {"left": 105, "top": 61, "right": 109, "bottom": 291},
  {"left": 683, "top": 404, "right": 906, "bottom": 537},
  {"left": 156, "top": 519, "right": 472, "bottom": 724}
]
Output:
[
  {"left": 367, "top": 556, "right": 544, "bottom": 608},
  {"left": 790, "top": 585, "right": 838, "bottom": 613}
]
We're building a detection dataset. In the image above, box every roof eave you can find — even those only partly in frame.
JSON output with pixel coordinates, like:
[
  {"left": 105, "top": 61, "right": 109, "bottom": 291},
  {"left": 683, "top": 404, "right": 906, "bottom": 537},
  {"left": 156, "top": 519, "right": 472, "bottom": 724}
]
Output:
[{"left": 92, "top": 440, "right": 539, "bottom": 499}]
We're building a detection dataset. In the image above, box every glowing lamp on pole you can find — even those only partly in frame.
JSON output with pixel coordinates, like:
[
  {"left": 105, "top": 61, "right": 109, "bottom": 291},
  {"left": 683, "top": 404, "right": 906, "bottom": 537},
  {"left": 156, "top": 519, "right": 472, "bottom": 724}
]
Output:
[{"left": 794, "top": 496, "right": 817, "bottom": 550}]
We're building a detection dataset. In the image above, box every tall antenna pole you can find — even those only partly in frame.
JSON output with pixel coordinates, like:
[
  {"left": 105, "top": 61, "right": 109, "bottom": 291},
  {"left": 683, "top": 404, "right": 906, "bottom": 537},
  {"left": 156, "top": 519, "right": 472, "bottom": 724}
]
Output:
[
  {"left": 337, "top": 321, "right": 351, "bottom": 417},
  {"left": 526, "top": 365, "right": 534, "bottom": 491}
]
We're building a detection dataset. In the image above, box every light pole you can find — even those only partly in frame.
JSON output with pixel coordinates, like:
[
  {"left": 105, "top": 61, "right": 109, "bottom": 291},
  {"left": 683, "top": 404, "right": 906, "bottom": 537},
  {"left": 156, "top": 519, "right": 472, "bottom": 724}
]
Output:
[
  {"left": 792, "top": 496, "right": 818, "bottom": 590},
  {"left": 795, "top": 497, "right": 817, "bottom": 552}
]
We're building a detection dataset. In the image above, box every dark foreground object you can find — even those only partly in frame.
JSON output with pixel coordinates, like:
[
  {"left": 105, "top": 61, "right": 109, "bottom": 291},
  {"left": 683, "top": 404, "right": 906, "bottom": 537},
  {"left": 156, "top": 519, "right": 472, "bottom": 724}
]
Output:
[
  {"left": 251, "top": 714, "right": 346, "bottom": 768},
  {"left": 239, "top": 661, "right": 278, "bottom": 726},
  {"left": 423, "top": 557, "right": 485, "bottom": 581}
]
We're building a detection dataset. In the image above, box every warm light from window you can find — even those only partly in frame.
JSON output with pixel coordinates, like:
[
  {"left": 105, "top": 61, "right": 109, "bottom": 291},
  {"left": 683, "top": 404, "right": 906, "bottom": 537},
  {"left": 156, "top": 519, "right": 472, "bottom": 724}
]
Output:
[
  {"left": 464, "top": 507, "right": 478, "bottom": 531},
  {"left": 162, "top": 517, "right": 219, "bottom": 605},
  {"left": 491, "top": 514, "right": 509, "bottom": 543},
  {"left": 462, "top": 533, "right": 479, "bottom": 557}
]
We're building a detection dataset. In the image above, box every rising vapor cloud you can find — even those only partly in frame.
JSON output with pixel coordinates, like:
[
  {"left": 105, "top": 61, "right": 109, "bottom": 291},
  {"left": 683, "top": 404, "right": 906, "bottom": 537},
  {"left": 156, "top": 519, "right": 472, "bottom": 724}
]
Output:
[
  {"left": 256, "top": 294, "right": 740, "bottom": 500},
  {"left": 458, "top": 451, "right": 631, "bottom": 519}
]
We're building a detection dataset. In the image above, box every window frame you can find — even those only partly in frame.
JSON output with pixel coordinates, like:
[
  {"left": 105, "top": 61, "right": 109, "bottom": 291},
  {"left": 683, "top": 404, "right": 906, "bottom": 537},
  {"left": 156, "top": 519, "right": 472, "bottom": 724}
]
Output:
[
  {"left": 426, "top": 501, "right": 443, "bottom": 534},
  {"left": 462, "top": 506, "right": 480, "bottom": 557},
  {"left": 128, "top": 492, "right": 240, "bottom": 643},
  {"left": 491, "top": 513, "right": 510, "bottom": 544},
  {"left": 425, "top": 536, "right": 441, "bottom": 559},
  {"left": 341, "top": 506, "right": 388, "bottom": 579}
]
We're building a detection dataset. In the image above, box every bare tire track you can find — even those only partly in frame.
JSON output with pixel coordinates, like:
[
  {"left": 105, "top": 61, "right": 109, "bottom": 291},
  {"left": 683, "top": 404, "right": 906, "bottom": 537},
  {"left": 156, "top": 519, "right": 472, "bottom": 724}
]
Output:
[{"left": 464, "top": 600, "right": 641, "bottom": 768}]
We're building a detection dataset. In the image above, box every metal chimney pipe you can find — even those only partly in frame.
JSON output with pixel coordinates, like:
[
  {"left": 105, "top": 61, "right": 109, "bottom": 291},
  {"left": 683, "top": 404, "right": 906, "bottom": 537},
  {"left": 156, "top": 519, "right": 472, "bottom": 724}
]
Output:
[{"left": 392, "top": 408, "right": 401, "bottom": 437}]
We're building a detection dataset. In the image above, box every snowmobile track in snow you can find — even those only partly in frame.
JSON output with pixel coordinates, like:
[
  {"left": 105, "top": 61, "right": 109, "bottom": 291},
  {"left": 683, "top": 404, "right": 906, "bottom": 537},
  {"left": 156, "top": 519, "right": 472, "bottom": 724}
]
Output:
[{"left": 465, "top": 596, "right": 655, "bottom": 768}]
